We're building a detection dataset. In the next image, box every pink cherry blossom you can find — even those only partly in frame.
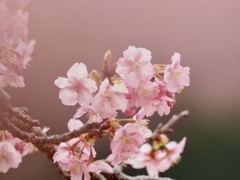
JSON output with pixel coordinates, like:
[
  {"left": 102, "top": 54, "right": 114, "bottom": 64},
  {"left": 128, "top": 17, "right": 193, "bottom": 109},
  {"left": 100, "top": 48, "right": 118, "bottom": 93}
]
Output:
[
  {"left": 124, "top": 81, "right": 173, "bottom": 117},
  {"left": 0, "top": 0, "right": 35, "bottom": 88},
  {"left": 130, "top": 143, "right": 168, "bottom": 177},
  {"left": 74, "top": 106, "right": 103, "bottom": 124},
  {"left": 141, "top": 81, "right": 175, "bottom": 117},
  {"left": 0, "top": 71, "right": 25, "bottom": 88},
  {"left": 92, "top": 78, "right": 127, "bottom": 119},
  {"left": 143, "top": 99, "right": 171, "bottom": 117},
  {"left": 164, "top": 137, "right": 187, "bottom": 166},
  {"left": 14, "top": 39, "right": 36, "bottom": 69},
  {"left": 69, "top": 160, "right": 113, "bottom": 180},
  {"left": 133, "top": 109, "right": 152, "bottom": 138},
  {"left": 11, "top": 137, "right": 35, "bottom": 157},
  {"left": 55, "top": 63, "right": 98, "bottom": 106},
  {"left": 116, "top": 46, "right": 154, "bottom": 88},
  {"left": 70, "top": 160, "right": 91, "bottom": 180},
  {"left": 107, "top": 123, "right": 145, "bottom": 165},
  {"left": 110, "top": 123, "right": 144, "bottom": 154},
  {"left": 1, "top": 130, "right": 35, "bottom": 157},
  {"left": 129, "top": 137, "right": 187, "bottom": 177},
  {"left": 0, "top": 142, "right": 22, "bottom": 173},
  {"left": 123, "top": 80, "right": 159, "bottom": 116},
  {"left": 164, "top": 53, "right": 190, "bottom": 92},
  {"left": 107, "top": 151, "right": 140, "bottom": 166},
  {"left": 53, "top": 138, "right": 80, "bottom": 171},
  {"left": 54, "top": 138, "right": 113, "bottom": 180},
  {"left": 136, "top": 80, "right": 159, "bottom": 107}
]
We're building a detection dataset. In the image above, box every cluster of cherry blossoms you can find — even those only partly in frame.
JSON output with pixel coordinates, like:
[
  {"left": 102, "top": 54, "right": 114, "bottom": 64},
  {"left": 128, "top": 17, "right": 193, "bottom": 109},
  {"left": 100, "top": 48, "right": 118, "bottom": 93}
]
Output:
[
  {"left": 0, "top": 0, "right": 36, "bottom": 174},
  {"left": 53, "top": 46, "right": 190, "bottom": 179},
  {"left": 0, "top": 1, "right": 191, "bottom": 179},
  {"left": 0, "top": 130, "right": 35, "bottom": 173},
  {"left": 0, "top": 0, "right": 35, "bottom": 88}
]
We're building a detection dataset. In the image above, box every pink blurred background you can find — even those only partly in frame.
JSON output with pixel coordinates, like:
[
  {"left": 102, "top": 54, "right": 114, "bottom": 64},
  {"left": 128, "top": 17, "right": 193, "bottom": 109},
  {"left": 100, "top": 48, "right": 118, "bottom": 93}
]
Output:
[{"left": 2, "top": 0, "right": 240, "bottom": 179}]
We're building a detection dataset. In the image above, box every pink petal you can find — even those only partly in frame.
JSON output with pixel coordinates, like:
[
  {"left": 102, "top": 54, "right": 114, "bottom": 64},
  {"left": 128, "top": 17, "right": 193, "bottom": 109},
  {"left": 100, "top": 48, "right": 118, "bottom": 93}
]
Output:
[
  {"left": 140, "top": 143, "right": 152, "bottom": 154},
  {"left": 146, "top": 164, "right": 159, "bottom": 178},
  {"left": 67, "top": 119, "right": 83, "bottom": 132},
  {"left": 111, "top": 81, "right": 128, "bottom": 93},
  {"left": 73, "top": 107, "right": 89, "bottom": 119},
  {"left": 0, "top": 142, "right": 22, "bottom": 173},
  {"left": 59, "top": 88, "right": 78, "bottom": 106},
  {"left": 67, "top": 63, "right": 87, "bottom": 79},
  {"left": 54, "top": 77, "right": 70, "bottom": 88},
  {"left": 88, "top": 160, "right": 113, "bottom": 173}
]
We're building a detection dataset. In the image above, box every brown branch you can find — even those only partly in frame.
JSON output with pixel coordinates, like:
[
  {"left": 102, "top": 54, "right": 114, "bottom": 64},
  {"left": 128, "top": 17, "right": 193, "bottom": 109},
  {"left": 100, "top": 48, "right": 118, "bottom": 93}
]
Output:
[
  {"left": 10, "top": 107, "right": 40, "bottom": 127},
  {"left": 150, "top": 110, "right": 189, "bottom": 141},
  {"left": 0, "top": 88, "right": 105, "bottom": 158}
]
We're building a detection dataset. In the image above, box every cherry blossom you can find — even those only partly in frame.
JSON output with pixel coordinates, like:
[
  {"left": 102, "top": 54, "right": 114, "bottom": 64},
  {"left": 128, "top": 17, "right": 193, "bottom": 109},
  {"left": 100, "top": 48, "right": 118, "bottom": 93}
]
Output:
[
  {"left": 0, "top": 130, "right": 35, "bottom": 157},
  {"left": 53, "top": 136, "right": 112, "bottom": 180},
  {"left": 129, "top": 137, "right": 187, "bottom": 177},
  {"left": 164, "top": 137, "right": 187, "bottom": 166},
  {"left": 0, "top": 0, "right": 35, "bottom": 88},
  {"left": 130, "top": 143, "right": 167, "bottom": 177},
  {"left": 0, "top": 38, "right": 190, "bottom": 179},
  {"left": 107, "top": 123, "right": 145, "bottom": 165},
  {"left": 73, "top": 106, "right": 103, "bottom": 124},
  {"left": 164, "top": 53, "right": 190, "bottom": 92},
  {"left": 92, "top": 78, "right": 128, "bottom": 119},
  {"left": 125, "top": 80, "right": 173, "bottom": 117},
  {"left": 52, "top": 48, "right": 190, "bottom": 179},
  {"left": 143, "top": 98, "right": 171, "bottom": 117},
  {"left": 0, "top": 71, "right": 25, "bottom": 88},
  {"left": 53, "top": 138, "right": 80, "bottom": 172},
  {"left": 116, "top": 46, "right": 154, "bottom": 88},
  {"left": 0, "top": 129, "right": 34, "bottom": 174},
  {"left": 55, "top": 63, "right": 98, "bottom": 106},
  {"left": 133, "top": 109, "right": 152, "bottom": 138},
  {"left": 0, "top": 0, "right": 191, "bottom": 177},
  {"left": 0, "top": 142, "right": 22, "bottom": 173},
  {"left": 123, "top": 80, "right": 160, "bottom": 116},
  {"left": 135, "top": 80, "right": 160, "bottom": 107},
  {"left": 53, "top": 138, "right": 95, "bottom": 179}
]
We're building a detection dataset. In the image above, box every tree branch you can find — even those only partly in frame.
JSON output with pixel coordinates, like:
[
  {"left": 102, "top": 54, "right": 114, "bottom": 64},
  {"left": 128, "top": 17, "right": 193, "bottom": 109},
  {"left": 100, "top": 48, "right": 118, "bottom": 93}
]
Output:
[{"left": 150, "top": 110, "right": 189, "bottom": 142}]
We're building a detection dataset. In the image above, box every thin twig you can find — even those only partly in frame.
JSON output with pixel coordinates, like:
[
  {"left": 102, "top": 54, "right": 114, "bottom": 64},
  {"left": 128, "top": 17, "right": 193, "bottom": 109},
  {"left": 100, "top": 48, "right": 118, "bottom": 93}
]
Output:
[{"left": 150, "top": 110, "right": 189, "bottom": 141}]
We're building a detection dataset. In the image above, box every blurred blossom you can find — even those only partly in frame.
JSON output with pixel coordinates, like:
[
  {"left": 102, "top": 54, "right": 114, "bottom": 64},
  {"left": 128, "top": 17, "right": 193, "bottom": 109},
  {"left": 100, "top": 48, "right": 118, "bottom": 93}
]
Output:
[{"left": 0, "top": 0, "right": 35, "bottom": 88}]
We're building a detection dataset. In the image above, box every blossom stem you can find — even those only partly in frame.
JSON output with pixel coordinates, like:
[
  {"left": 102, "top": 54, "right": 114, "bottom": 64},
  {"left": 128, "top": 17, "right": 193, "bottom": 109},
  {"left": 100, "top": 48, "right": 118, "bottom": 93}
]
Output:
[{"left": 116, "top": 118, "right": 135, "bottom": 123}]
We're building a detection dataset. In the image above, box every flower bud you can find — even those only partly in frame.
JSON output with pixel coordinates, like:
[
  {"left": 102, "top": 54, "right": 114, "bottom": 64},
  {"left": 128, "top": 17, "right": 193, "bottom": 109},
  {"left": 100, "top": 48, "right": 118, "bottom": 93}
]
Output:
[{"left": 153, "top": 134, "right": 169, "bottom": 150}]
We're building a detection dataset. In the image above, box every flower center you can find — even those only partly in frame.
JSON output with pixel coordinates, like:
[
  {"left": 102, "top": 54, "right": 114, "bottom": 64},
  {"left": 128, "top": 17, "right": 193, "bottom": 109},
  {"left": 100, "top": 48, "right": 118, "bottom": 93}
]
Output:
[
  {"left": 72, "top": 81, "right": 83, "bottom": 93},
  {"left": 122, "top": 135, "right": 131, "bottom": 147},
  {"left": 138, "top": 86, "right": 151, "bottom": 97},
  {"left": 173, "top": 69, "right": 183, "bottom": 79},
  {"left": 0, "top": 148, "right": 7, "bottom": 159},
  {"left": 104, "top": 92, "right": 114, "bottom": 108},
  {"left": 132, "top": 61, "right": 142, "bottom": 71}
]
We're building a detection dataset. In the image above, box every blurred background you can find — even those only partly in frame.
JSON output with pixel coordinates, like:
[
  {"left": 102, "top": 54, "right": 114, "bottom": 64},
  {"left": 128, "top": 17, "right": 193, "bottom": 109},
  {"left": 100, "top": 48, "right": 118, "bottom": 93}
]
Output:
[{"left": 1, "top": 0, "right": 240, "bottom": 179}]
